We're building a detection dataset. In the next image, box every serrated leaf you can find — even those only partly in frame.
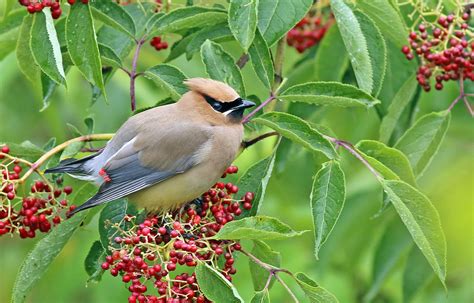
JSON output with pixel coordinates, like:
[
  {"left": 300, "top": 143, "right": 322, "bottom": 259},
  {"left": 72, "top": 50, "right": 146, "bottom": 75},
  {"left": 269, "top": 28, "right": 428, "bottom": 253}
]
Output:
[
  {"left": 0, "top": 8, "right": 26, "bottom": 35},
  {"left": 0, "top": 141, "right": 44, "bottom": 162},
  {"left": 144, "top": 64, "right": 188, "bottom": 100},
  {"left": 314, "top": 25, "right": 349, "bottom": 82},
  {"left": 238, "top": 143, "right": 278, "bottom": 218},
  {"left": 84, "top": 240, "right": 106, "bottom": 283},
  {"left": 90, "top": 0, "right": 136, "bottom": 38},
  {"left": 379, "top": 73, "right": 418, "bottom": 144},
  {"left": 30, "top": 10, "right": 65, "bottom": 85},
  {"left": 395, "top": 111, "right": 450, "bottom": 177},
  {"left": 253, "top": 112, "right": 337, "bottom": 159},
  {"left": 213, "top": 216, "right": 306, "bottom": 240},
  {"left": 99, "top": 43, "right": 122, "bottom": 68},
  {"left": 16, "top": 15, "right": 41, "bottom": 90},
  {"left": 11, "top": 211, "right": 88, "bottom": 303},
  {"left": 250, "top": 240, "right": 280, "bottom": 291},
  {"left": 257, "top": 0, "right": 312, "bottom": 46},
  {"left": 67, "top": 2, "right": 105, "bottom": 95},
  {"left": 356, "top": 140, "right": 417, "bottom": 186},
  {"left": 201, "top": 40, "right": 246, "bottom": 96},
  {"left": 249, "top": 29, "right": 274, "bottom": 90},
  {"left": 251, "top": 290, "right": 270, "bottom": 303},
  {"left": 154, "top": 6, "right": 227, "bottom": 34},
  {"left": 185, "top": 23, "right": 232, "bottom": 60},
  {"left": 354, "top": 11, "right": 387, "bottom": 96},
  {"left": 294, "top": 273, "right": 339, "bottom": 303},
  {"left": 195, "top": 263, "right": 243, "bottom": 303},
  {"left": 229, "top": 0, "right": 258, "bottom": 51},
  {"left": 402, "top": 245, "right": 434, "bottom": 303},
  {"left": 382, "top": 180, "right": 446, "bottom": 286},
  {"left": 364, "top": 219, "right": 412, "bottom": 302},
  {"left": 311, "top": 161, "right": 346, "bottom": 259},
  {"left": 98, "top": 199, "right": 129, "bottom": 251},
  {"left": 279, "top": 82, "right": 380, "bottom": 108},
  {"left": 356, "top": 0, "right": 408, "bottom": 47}
]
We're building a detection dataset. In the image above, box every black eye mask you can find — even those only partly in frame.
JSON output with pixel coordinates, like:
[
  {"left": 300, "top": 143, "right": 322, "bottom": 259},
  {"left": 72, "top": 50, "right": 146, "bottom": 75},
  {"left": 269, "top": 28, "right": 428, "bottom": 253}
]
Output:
[{"left": 204, "top": 95, "right": 243, "bottom": 113}]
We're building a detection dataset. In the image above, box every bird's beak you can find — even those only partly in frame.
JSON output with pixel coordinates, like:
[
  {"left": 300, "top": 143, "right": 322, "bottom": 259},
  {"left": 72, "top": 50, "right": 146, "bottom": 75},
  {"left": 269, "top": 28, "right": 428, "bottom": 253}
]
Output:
[{"left": 234, "top": 99, "right": 256, "bottom": 110}]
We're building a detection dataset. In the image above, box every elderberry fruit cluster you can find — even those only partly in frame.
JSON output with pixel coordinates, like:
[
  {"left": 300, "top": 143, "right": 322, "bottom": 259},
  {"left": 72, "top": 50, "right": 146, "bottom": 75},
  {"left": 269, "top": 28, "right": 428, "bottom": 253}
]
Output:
[
  {"left": 18, "top": 0, "right": 62, "bottom": 19},
  {"left": 402, "top": 11, "right": 474, "bottom": 91},
  {"left": 150, "top": 36, "right": 169, "bottom": 52},
  {"left": 1, "top": 145, "right": 74, "bottom": 238},
  {"left": 101, "top": 166, "right": 254, "bottom": 303},
  {"left": 287, "top": 14, "right": 334, "bottom": 53}
]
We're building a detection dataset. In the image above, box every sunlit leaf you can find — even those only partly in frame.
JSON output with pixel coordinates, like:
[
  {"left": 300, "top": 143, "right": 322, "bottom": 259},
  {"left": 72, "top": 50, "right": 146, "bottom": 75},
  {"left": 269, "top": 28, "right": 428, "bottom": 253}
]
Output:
[{"left": 229, "top": 0, "right": 258, "bottom": 51}]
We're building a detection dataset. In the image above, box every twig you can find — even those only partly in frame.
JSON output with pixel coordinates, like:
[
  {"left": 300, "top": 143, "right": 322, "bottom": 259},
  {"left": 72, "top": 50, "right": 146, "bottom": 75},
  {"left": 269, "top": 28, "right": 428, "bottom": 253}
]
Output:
[
  {"left": 20, "top": 134, "right": 114, "bottom": 182},
  {"left": 242, "top": 131, "right": 279, "bottom": 148},
  {"left": 236, "top": 54, "right": 249, "bottom": 69},
  {"left": 242, "top": 93, "right": 276, "bottom": 124},
  {"left": 274, "top": 274, "right": 300, "bottom": 303},
  {"left": 130, "top": 38, "right": 146, "bottom": 111},
  {"left": 272, "top": 38, "right": 286, "bottom": 92},
  {"left": 463, "top": 96, "right": 474, "bottom": 116}
]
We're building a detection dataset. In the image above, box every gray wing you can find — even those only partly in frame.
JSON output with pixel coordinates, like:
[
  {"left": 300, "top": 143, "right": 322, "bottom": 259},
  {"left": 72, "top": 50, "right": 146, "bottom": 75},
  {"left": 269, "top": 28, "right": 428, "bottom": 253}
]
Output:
[{"left": 69, "top": 125, "right": 212, "bottom": 215}]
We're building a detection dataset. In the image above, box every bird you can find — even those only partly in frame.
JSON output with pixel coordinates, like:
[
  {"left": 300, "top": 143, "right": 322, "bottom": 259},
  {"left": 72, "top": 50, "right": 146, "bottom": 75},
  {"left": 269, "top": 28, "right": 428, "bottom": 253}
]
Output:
[{"left": 45, "top": 78, "right": 255, "bottom": 216}]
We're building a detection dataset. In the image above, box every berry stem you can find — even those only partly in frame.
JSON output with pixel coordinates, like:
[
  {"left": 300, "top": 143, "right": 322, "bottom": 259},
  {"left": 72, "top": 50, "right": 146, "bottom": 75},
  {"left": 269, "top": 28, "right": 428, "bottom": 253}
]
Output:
[
  {"left": 130, "top": 37, "right": 146, "bottom": 111},
  {"left": 324, "top": 135, "right": 383, "bottom": 180},
  {"left": 463, "top": 96, "right": 474, "bottom": 116},
  {"left": 20, "top": 134, "right": 114, "bottom": 183},
  {"left": 241, "top": 131, "right": 279, "bottom": 148},
  {"left": 242, "top": 93, "right": 276, "bottom": 124},
  {"left": 274, "top": 274, "right": 300, "bottom": 303}
]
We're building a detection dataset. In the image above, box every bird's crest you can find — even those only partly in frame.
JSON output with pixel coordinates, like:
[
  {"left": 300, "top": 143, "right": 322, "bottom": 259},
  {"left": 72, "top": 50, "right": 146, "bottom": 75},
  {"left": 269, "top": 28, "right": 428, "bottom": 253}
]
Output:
[{"left": 184, "top": 78, "right": 240, "bottom": 102}]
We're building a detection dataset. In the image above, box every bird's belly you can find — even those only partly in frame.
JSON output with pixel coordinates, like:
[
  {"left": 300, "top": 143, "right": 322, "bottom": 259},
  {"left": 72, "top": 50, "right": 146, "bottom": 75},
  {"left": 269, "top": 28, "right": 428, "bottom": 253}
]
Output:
[{"left": 128, "top": 163, "right": 224, "bottom": 212}]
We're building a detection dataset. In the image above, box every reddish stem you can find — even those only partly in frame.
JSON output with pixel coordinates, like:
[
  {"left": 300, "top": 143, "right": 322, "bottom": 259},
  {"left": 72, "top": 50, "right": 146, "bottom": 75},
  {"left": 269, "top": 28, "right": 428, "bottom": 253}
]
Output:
[
  {"left": 130, "top": 38, "right": 146, "bottom": 111},
  {"left": 242, "top": 94, "right": 275, "bottom": 124}
]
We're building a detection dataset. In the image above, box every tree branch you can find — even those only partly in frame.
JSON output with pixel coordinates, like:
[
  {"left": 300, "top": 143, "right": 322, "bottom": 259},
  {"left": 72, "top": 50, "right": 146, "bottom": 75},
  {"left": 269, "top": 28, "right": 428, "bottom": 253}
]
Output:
[
  {"left": 242, "top": 131, "right": 279, "bottom": 148},
  {"left": 242, "top": 93, "right": 276, "bottom": 124},
  {"left": 236, "top": 54, "right": 249, "bottom": 69}
]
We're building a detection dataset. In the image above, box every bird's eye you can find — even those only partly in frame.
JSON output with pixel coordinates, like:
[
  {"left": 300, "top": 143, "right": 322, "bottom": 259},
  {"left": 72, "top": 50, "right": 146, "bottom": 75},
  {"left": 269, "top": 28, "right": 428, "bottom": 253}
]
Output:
[{"left": 212, "top": 102, "right": 222, "bottom": 111}]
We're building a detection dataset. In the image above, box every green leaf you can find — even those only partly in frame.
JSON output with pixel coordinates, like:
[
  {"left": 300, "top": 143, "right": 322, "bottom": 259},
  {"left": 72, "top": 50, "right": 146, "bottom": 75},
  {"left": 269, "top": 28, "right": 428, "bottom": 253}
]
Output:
[
  {"left": 165, "top": 30, "right": 198, "bottom": 62},
  {"left": 144, "top": 64, "right": 188, "bottom": 100},
  {"left": 395, "top": 111, "right": 450, "bottom": 177},
  {"left": 67, "top": 2, "right": 105, "bottom": 94},
  {"left": 60, "top": 142, "right": 84, "bottom": 160},
  {"left": 30, "top": 10, "right": 65, "bottom": 85},
  {"left": 98, "top": 199, "right": 129, "bottom": 251},
  {"left": 238, "top": 145, "right": 278, "bottom": 217},
  {"left": 403, "top": 245, "right": 435, "bottom": 303},
  {"left": 122, "top": 3, "right": 156, "bottom": 36},
  {"left": 201, "top": 40, "right": 246, "bottom": 96},
  {"left": 379, "top": 73, "right": 418, "bottom": 144},
  {"left": 99, "top": 43, "right": 123, "bottom": 68},
  {"left": 229, "top": 0, "right": 258, "bottom": 51},
  {"left": 356, "top": 0, "right": 408, "bottom": 47},
  {"left": 0, "top": 26, "right": 19, "bottom": 61},
  {"left": 311, "top": 161, "right": 346, "bottom": 259},
  {"left": 251, "top": 290, "right": 270, "bottom": 303},
  {"left": 84, "top": 240, "right": 106, "bottom": 283},
  {"left": 253, "top": 112, "right": 337, "bottom": 159},
  {"left": 250, "top": 240, "right": 281, "bottom": 291},
  {"left": 154, "top": 6, "right": 227, "bottom": 34},
  {"left": 356, "top": 140, "right": 417, "bottom": 186},
  {"left": 249, "top": 29, "right": 274, "bottom": 90},
  {"left": 97, "top": 25, "right": 135, "bottom": 60},
  {"left": 257, "top": 0, "right": 312, "bottom": 46},
  {"left": 314, "top": 25, "right": 349, "bottom": 82},
  {"left": 279, "top": 82, "right": 380, "bottom": 108},
  {"left": 354, "top": 11, "right": 387, "bottom": 96},
  {"left": 195, "top": 263, "right": 243, "bottom": 303},
  {"left": 0, "top": 8, "right": 26, "bottom": 35},
  {"left": 185, "top": 23, "right": 232, "bottom": 60},
  {"left": 294, "top": 273, "right": 339, "bottom": 303},
  {"left": 90, "top": 0, "right": 136, "bottom": 38},
  {"left": 0, "top": 141, "right": 44, "bottom": 162},
  {"left": 1, "top": 0, "right": 16, "bottom": 22},
  {"left": 11, "top": 211, "right": 88, "bottom": 303},
  {"left": 16, "top": 15, "right": 40, "bottom": 90},
  {"left": 364, "top": 219, "right": 412, "bottom": 302},
  {"left": 382, "top": 180, "right": 446, "bottom": 286},
  {"left": 213, "top": 216, "right": 306, "bottom": 240},
  {"left": 330, "top": 0, "right": 387, "bottom": 95},
  {"left": 40, "top": 73, "right": 58, "bottom": 111}
]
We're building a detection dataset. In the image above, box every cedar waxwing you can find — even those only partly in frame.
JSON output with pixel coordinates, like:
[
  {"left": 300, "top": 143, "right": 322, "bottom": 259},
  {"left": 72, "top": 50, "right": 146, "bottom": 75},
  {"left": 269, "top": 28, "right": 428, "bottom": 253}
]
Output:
[{"left": 46, "top": 78, "right": 255, "bottom": 216}]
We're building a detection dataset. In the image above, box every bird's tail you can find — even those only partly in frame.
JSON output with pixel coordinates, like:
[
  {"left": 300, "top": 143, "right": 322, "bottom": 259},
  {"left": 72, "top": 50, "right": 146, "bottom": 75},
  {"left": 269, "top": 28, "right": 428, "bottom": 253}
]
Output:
[{"left": 45, "top": 153, "right": 98, "bottom": 177}]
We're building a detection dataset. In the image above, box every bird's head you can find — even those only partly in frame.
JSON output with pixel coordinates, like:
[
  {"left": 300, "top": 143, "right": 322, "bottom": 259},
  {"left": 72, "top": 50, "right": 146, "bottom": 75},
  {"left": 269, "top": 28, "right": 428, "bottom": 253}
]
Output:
[{"left": 182, "top": 78, "right": 255, "bottom": 125}]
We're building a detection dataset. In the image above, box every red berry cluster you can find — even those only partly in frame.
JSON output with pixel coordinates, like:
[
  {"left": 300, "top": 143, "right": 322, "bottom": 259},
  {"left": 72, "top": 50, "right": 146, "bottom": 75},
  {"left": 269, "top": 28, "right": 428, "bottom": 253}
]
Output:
[
  {"left": 150, "top": 37, "right": 169, "bottom": 52},
  {"left": 67, "top": 0, "right": 89, "bottom": 5},
  {"left": 402, "top": 11, "right": 474, "bottom": 91},
  {"left": 18, "top": 0, "right": 62, "bottom": 19},
  {"left": 101, "top": 166, "right": 254, "bottom": 303},
  {"left": 1, "top": 145, "right": 74, "bottom": 238},
  {"left": 287, "top": 14, "right": 334, "bottom": 53}
]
